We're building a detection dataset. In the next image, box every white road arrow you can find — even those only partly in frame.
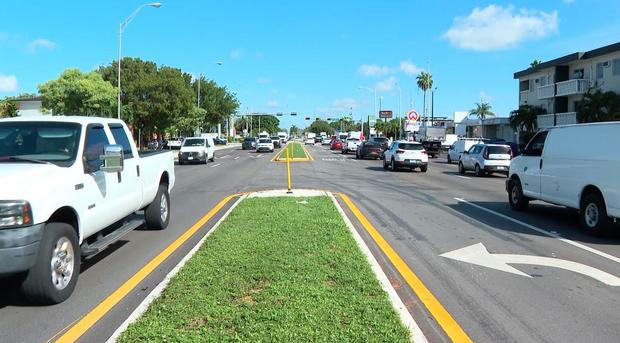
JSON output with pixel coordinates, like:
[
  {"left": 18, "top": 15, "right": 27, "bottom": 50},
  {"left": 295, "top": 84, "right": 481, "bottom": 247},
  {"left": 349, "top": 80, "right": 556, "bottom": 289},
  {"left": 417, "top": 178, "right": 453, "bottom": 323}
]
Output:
[{"left": 440, "top": 243, "right": 620, "bottom": 286}]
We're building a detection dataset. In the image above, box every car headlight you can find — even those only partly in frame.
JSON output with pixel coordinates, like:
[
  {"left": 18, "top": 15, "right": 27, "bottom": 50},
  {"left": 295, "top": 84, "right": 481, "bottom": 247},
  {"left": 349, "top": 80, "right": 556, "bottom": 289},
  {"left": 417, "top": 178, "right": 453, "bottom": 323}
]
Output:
[{"left": 0, "top": 201, "right": 33, "bottom": 228}]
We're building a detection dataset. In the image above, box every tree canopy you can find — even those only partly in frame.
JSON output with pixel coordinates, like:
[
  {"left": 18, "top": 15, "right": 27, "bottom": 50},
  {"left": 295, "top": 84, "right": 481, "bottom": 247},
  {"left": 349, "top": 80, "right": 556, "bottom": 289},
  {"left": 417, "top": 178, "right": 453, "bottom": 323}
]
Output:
[
  {"left": 0, "top": 99, "right": 18, "bottom": 118},
  {"left": 470, "top": 102, "right": 495, "bottom": 120},
  {"left": 576, "top": 90, "right": 620, "bottom": 123},
  {"left": 38, "top": 69, "right": 117, "bottom": 116},
  {"left": 234, "top": 115, "right": 280, "bottom": 135},
  {"left": 306, "top": 119, "right": 334, "bottom": 135}
]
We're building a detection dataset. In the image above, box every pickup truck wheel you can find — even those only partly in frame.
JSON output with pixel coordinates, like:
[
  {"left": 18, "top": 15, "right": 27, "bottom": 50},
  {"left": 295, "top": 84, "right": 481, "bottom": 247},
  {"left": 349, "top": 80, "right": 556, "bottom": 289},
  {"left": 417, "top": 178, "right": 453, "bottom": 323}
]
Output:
[
  {"left": 20, "top": 223, "right": 79, "bottom": 305},
  {"left": 145, "top": 184, "right": 171, "bottom": 230},
  {"left": 580, "top": 193, "right": 611, "bottom": 234},
  {"left": 458, "top": 162, "right": 465, "bottom": 175},
  {"left": 508, "top": 179, "right": 529, "bottom": 211}
]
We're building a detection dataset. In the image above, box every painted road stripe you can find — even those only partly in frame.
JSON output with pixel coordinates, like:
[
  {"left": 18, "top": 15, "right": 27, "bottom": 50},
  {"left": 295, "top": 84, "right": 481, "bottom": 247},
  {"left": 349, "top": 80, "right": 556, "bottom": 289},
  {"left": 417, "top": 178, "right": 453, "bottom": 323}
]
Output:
[
  {"left": 454, "top": 198, "right": 620, "bottom": 265},
  {"left": 339, "top": 193, "right": 473, "bottom": 343},
  {"left": 210, "top": 163, "right": 222, "bottom": 168},
  {"left": 234, "top": 156, "right": 240, "bottom": 160},
  {"left": 56, "top": 194, "right": 241, "bottom": 343},
  {"left": 457, "top": 176, "right": 471, "bottom": 180}
]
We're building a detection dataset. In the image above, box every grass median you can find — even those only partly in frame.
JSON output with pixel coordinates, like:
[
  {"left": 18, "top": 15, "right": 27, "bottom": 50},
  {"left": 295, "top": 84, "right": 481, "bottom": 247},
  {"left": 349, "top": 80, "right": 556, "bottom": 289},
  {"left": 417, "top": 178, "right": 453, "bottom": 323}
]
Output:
[
  {"left": 119, "top": 196, "right": 410, "bottom": 342},
  {"left": 276, "top": 142, "right": 310, "bottom": 160}
]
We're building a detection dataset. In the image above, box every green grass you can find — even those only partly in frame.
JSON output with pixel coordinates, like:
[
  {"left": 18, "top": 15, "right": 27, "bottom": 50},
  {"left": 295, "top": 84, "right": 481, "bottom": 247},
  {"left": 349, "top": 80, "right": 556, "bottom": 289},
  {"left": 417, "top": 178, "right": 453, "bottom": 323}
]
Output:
[
  {"left": 119, "top": 196, "right": 410, "bottom": 342},
  {"left": 277, "top": 142, "right": 309, "bottom": 159}
]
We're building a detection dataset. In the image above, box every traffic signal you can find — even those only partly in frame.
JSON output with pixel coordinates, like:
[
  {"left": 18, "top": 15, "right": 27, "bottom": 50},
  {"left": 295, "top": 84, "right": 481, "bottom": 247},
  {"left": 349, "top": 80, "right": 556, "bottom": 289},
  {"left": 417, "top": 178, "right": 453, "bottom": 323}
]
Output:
[
  {"left": 291, "top": 112, "right": 297, "bottom": 116},
  {"left": 276, "top": 112, "right": 283, "bottom": 116},
  {"left": 327, "top": 118, "right": 332, "bottom": 121},
  {"left": 305, "top": 117, "right": 310, "bottom": 120}
]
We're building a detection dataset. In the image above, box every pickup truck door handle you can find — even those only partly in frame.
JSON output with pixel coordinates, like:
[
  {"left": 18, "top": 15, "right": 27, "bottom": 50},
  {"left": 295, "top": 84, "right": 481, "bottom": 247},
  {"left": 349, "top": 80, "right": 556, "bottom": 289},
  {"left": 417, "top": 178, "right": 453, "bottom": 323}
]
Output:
[{"left": 136, "top": 165, "right": 140, "bottom": 177}]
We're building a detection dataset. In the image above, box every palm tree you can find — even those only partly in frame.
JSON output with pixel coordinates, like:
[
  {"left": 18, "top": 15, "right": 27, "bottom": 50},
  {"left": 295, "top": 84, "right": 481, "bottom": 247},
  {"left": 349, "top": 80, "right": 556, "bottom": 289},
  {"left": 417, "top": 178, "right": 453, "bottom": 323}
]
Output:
[
  {"left": 510, "top": 105, "right": 544, "bottom": 143},
  {"left": 530, "top": 59, "right": 542, "bottom": 68},
  {"left": 576, "top": 90, "right": 620, "bottom": 123},
  {"left": 416, "top": 71, "right": 433, "bottom": 121},
  {"left": 469, "top": 102, "right": 495, "bottom": 120}
]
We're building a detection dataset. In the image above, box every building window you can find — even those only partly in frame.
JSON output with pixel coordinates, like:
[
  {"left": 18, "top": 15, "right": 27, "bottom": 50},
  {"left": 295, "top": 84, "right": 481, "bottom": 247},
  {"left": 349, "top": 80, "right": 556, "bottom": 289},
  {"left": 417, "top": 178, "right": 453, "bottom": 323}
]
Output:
[
  {"left": 572, "top": 68, "right": 584, "bottom": 79},
  {"left": 596, "top": 62, "right": 605, "bottom": 79},
  {"left": 613, "top": 59, "right": 620, "bottom": 76}
]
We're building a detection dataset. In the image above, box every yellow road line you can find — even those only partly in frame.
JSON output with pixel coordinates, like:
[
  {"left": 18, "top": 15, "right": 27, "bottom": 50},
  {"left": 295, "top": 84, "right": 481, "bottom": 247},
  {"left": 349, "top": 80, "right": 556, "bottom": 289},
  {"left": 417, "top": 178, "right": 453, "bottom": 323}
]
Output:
[
  {"left": 338, "top": 193, "right": 473, "bottom": 343},
  {"left": 56, "top": 194, "right": 241, "bottom": 343},
  {"left": 273, "top": 142, "right": 313, "bottom": 162}
]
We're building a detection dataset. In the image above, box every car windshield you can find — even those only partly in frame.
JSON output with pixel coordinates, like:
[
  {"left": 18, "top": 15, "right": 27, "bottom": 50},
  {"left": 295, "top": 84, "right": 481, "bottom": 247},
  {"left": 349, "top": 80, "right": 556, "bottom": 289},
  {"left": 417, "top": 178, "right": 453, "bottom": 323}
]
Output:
[
  {"left": 372, "top": 138, "right": 387, "bottom": 143},
  {"left": 488, "top": 146, "right": 511, "bottom": 154},
  {"left": 348, "top": 138, "right": 359, "bottom": 142},
  {"left": 244, "top": 138, "right": 256, "bottom": 142},
  {"left": 183, "top": 138, "right": 205, "bottom": 147},
  {"left": 0, "top": 122, "right": 81, "bottom": 167},
  {"left": 365, "top": 141, "right": 380, "bottom": 147},
  {"left": 398, "top": 143, "right": 423, "bottom": 150},
  {"left": 259, "top": 139, "right": 272, "bottom": 143},
  {"left": 271, "top": 137, "right": 279, "bottom": 140}
]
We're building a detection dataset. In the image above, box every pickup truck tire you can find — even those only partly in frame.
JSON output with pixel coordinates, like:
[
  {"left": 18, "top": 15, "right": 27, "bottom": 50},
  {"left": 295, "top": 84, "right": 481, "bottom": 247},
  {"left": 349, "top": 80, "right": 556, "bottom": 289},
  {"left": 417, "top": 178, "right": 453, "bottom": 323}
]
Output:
[
  {"left": 580, "top": 193, "right": 611, "bottom": 234},
  {"left": 508, "top": 179, "right": 529, "bottom": 211},
  {"left": 20, "top": 223, "right": 80, "bottom": 305},
  {"left": 145, "top": 184, "right": 170, "bottom": 230}
]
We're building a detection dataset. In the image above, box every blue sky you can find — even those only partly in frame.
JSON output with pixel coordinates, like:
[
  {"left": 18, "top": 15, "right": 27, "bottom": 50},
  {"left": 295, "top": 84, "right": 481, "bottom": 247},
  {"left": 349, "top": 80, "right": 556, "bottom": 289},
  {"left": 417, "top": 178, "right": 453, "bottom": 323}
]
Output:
[{"left": 1, "top": 0, "right": 619, "bottom": 129}]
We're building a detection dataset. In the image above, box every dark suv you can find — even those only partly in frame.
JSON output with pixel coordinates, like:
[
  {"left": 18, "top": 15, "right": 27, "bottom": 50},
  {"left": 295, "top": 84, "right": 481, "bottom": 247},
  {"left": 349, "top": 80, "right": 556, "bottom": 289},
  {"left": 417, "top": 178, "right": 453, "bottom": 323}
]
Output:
[{"left": 242, "top": 137, "right": 257, "bottom": 150}]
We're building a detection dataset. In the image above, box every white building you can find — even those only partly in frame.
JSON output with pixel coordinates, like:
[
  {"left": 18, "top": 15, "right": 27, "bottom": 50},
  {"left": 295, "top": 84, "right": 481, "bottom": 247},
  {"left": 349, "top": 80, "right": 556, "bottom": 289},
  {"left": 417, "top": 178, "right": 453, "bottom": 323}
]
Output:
[
  {"left": 514, "top": 42, "right": 620, "bottom": 129},
  {"left": 15, "top": 96, "right": 49, "bottom": 116}
]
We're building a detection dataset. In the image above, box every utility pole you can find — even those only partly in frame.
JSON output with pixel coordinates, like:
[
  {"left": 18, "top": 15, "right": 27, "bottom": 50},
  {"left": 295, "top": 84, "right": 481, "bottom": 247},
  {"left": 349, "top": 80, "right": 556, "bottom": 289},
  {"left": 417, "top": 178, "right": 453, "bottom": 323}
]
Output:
[
  {"left": 431, "top": 87, "right": 437, "bottom": 126},
  {"left": 197, "top": 73, "right": 201, "bottom": 107}
]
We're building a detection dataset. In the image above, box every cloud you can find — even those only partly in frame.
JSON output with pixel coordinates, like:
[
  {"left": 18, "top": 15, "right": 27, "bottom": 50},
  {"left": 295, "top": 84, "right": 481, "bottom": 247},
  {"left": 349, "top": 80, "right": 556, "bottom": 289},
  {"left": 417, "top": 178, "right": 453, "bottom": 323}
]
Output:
[
  {"left": 28, "top": 38, "right": 56, "bottom": 53},
  {"left": 257, "top": 77, "right": 270, "bottom": 84},
  {"left": 400, "top": 61, "right": 424, "bottom": 76},
  {"left": 230, "top": 48, "right": 243, "bottom": 60},
  {"left": 332, "top": 98, "right": 360, "bottom": 110},
  {"left": 442, "top": 5, "right": 559, "bottom": 51},
  {"left": 266, "top": 100, "right": 280, "bottom": 108},
  {"left": 0, "top": 74, "right": 18, "bottom": 92},
  {"left": 375, "top": 76, "right": 397, "bottom": 92},
  {"left": 359, "top": 64, "right": 393, "bottom": 76}
]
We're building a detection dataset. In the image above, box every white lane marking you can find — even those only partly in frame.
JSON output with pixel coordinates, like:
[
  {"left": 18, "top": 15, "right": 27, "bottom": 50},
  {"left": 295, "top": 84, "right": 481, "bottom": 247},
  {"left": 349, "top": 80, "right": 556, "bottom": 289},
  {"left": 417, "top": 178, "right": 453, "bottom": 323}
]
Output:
[
  {"left": 106, "top": 195, "right": 246, "bottom": 343},
  {"left": 210, "top": 163, "right": 222, "bottom": 168},
  {"left": 234, "top": 156, "right": 240, "bottom": 160},
  {"left": 457, "top": 175, "right": 471, "bottom": 180},
  {"left": 441, "top": 243, "right": 620, "bottom": 286},
  {"left": 454, "top": 198, "right": 620, "bottom": 265},
  {"left": 329, "top": 194, "right": 428, "bottom": 342},
  {"left": 256, "top": 154, "right": 263, "bottom": 158},
  {"left": 219, "top": 155, "right": 230, "bottom": 158}
]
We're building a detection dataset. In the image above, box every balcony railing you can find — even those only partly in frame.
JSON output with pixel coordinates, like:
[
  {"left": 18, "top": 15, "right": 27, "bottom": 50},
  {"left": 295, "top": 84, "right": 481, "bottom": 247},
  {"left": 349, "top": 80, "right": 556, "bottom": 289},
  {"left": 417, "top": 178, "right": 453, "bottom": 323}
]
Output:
[
  {"left": 556, "top": 79, "right": 590, "bottom": 97},
  {"left": 537, "top": 114, "right": 555, "bottom": 129},
  {"left": 536, "top": 112, "right": 577, "bottom": 129},
  {"left": 519, "top": 91, "right": 529, "bottom": 103},
  {"left": 537, "top": 84, "right": 555, "bottom": 100}
]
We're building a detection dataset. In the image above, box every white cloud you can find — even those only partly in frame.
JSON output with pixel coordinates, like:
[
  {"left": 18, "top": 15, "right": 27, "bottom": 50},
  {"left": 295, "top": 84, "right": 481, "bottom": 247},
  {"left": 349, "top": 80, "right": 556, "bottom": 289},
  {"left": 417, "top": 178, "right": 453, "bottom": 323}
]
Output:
[
  {"left": 266, "top": 100, "right": 280, "bottom": 108},
  {"left": 332, "top": 98, "right": 360, "bottom": 110},
  {"left": 359, "top": 64, "right": 393, "bottom": 76},
  {"left": 442, "top": 5, "right": 559, "bottom": 51},
  {"left": 400, "top": 61, "right": 424, "bottom": 76},
  {"left": 257, "top": 77, "right": 270, "bottom": 84},
  {"left": 230, "top": 48, "right": 243, "bottom": 60},
  {"left": 0, "top": 74, "right": 18, "bottom": 92},
  {"left": 28, "top": 38, "right": 56, "bottom": 53},
  {"left": 375, "top": 76, "right": 397, "bottom": 92}
]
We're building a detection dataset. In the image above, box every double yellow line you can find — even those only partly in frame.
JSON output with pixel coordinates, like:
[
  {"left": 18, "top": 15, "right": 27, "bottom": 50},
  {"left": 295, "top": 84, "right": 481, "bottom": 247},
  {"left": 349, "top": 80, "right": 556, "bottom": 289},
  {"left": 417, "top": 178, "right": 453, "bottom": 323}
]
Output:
[{"left": 272, "top": 142, "right": 314, "bottom": 162}]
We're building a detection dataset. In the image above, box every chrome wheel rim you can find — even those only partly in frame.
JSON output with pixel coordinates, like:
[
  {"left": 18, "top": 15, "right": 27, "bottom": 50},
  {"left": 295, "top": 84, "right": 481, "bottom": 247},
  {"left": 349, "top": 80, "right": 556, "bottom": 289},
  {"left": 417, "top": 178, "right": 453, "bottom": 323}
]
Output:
[
  {"left": 511, "top": 185, "right": 520, "bottom": 204},
  {"left": 585, "top": 203, "right": 599, "bottom": 228},
  {"left": 160, "top": 193, "right": 169, "bottom": 223},
  {"left": 50, "top": 237, "right": 74, "bottom": 290}
]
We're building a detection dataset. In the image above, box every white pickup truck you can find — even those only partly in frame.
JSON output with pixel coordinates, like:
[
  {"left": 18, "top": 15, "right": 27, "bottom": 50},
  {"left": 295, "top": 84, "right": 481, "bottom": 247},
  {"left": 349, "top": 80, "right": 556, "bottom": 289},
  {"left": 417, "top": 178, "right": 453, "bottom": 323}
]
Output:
[{"left": 0, "top": 116, "right": 175, "bottom": 304}]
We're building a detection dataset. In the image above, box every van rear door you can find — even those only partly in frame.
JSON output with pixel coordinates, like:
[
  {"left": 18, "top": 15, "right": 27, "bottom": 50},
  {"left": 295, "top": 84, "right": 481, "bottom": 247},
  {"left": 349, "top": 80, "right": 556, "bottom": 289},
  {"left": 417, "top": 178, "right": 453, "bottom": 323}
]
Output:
[{"left": 519, "top": 131, "right": 548, "bottom": 198}]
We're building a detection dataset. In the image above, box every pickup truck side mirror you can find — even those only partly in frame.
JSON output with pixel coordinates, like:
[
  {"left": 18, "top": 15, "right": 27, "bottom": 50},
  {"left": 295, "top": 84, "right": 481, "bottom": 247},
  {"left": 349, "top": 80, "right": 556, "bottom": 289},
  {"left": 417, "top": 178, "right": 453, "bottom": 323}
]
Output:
[
  {"left": 100, "top": 144, "right": 124, "bottom": 173},
  {"left": 463, "top": 151, "right": 469, "bottom": 155}
]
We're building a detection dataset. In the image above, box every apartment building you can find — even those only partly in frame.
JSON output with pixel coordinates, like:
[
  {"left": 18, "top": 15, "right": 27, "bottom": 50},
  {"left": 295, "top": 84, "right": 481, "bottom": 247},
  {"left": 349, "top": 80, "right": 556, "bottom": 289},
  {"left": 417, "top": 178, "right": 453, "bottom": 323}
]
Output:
[{"left": 514, "top": 42, "right": 620, "bottom": 128}]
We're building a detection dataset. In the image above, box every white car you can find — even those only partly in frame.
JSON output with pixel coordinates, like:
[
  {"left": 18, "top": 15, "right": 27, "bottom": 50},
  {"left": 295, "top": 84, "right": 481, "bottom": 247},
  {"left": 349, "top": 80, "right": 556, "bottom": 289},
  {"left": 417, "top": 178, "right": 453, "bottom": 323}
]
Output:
[
  {"left": 383, "top": 141, "right": 428, "bottom": 172},
  {"left": 178, "top": 136, "right": 215, "bottom": 165},
  {"left": 458, "top": 144, "right": 512, "bottom": 176},
  {"left": 256, "top": 138, "right": 274, "bottom": 152},
  {"left": 507, "top": 122, "right": 620, "bottom": 233},
  {"left": 447, "top": 139, "right": 480, "bottom": 164},
  {"left": 305, "top": 138, "right": 315, "bottom": 145},
  {"left": 342, "top": 138, "right": 360, "bottom": 154},
  {"left": 321, "top": 137, "right": 331, "bottom": 145},
  {"left": 167, "top": 137, "right": 183, "bottom": 149}
]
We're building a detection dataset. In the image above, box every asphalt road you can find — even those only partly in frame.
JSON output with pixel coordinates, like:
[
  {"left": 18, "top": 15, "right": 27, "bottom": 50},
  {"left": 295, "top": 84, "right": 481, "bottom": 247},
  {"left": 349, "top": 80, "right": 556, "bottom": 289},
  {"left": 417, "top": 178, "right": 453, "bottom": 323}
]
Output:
[{"left": 1, "top": 142, "right": 619, "bottom": 342}]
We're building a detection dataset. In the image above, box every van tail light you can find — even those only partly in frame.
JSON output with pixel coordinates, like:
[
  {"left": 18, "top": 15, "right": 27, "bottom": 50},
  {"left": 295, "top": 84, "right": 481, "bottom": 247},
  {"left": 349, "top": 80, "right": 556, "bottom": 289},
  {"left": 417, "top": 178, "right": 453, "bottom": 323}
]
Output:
[
  {"left": 396, "top": 149, "right": 405, "bottom": 154},
  {"left": 483, "top": 148, "right": 489, "bottom": 160}
]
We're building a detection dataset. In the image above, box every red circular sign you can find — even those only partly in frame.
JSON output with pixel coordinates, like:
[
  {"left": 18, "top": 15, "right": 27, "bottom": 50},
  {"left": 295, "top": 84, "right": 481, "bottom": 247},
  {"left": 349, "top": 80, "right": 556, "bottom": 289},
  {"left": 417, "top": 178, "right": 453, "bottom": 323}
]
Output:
[{"left": 407, "top": 110, "right": 419, "bottom": 121}]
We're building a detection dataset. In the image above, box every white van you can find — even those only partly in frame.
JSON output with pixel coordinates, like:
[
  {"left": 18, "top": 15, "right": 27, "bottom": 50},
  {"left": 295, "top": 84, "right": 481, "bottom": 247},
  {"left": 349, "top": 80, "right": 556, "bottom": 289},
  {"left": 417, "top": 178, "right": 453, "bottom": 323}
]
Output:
[
  {"left": 507, "top": 122, "right": 620, "bottom": 233},
  {"left": 178, "top": 136, "right": 215, "bottom": 165},
  {"left": 447, "top": 139, "right": 481, "bottom": 164}
]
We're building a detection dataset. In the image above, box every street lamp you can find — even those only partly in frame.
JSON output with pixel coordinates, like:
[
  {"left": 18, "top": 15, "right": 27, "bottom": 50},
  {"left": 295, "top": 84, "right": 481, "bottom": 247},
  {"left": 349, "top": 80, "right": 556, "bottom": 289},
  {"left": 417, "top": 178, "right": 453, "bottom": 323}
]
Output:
[
  {"left": 396, "top": 83, "right": 402, "bottom": 139},
  {"left": 117, "top": 2, "right": 162, "bottom": 119},
  {"left": 431, "top": 87, "right": 438, "bottom": 126}
]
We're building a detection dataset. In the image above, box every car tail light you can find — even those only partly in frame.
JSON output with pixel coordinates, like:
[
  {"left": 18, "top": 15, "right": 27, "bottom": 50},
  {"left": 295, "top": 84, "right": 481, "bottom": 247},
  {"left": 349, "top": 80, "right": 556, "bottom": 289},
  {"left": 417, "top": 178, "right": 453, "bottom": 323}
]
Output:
[
  {"left": 483, "top": 148, "right": 489, "bottom": 160},
  {"left": 509, "top": 148, "right": 514, "bottom": 160},
  {"left": 421, "top": 150, "right": 427, "bottom": 155},
  {"left": 396, "top": 149, "right": 405, "bottom": 154}
]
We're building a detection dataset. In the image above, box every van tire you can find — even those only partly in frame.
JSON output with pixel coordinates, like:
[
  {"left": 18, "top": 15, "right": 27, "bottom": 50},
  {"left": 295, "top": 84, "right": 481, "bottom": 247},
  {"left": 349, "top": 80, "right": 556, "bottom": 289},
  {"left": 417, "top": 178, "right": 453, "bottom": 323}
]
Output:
[
  {"left": 508, "top": 179, "right": 529, "bottom": 211},
  {"left": 20, "top": 223, "right": 80, "bottom": 305},
  {"left": 580, "top": 193, "right": 611, "bottom": 234},
  {"left": 145, "top": 184, "right": 170, "bottom": 230}
]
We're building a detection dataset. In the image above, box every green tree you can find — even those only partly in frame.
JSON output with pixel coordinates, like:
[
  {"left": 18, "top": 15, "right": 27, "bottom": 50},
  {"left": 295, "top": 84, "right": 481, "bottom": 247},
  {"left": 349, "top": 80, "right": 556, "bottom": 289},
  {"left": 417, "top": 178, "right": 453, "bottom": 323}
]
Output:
[
  {"left": 306, "top": 120, "right": 334, "bottom": 135},
  {"left": 470, "top": 102, "right": 495, "bottom": 120},
  {"left": 576, "top": 90, "right": 620, "bottom": 123},
  {"left": 38, "top": 68, "right": 117, "bottom": 116},
  {"left": 289, "top": 125, "right": 300, "bottom": 137},
  {"left": 530, "top": 59, "right": 542, "bottom": 68},
  {"left": 195, "top": 77, "right": 239, "bottom": 126},
  {"left": 234, "top": 115, "right": 280, "bottom": 135},
  {"left": 416, "top": 71, "right": 433, "bottom": 118},
  {"left": 510, "top": 105, "right": 545, "bottom": 144},
  {"left": 169, "top": 106, "right": 205, "bottom": 137},
  {"left": 0, "top": 99, "right": 18, "bottom": 118}
]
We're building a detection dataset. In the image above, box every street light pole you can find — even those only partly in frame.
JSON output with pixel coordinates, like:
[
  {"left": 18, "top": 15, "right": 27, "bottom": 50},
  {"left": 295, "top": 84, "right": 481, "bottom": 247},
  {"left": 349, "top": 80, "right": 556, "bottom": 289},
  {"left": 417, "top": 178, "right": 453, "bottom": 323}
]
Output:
[
  {"left": 396, "top": 83, "right": 402, "bottom": 139},
  {"left": 431, "top": 87, "right": 437, "bottom": 126},
  {"left": 117, "top": 2, "right": 162, "bottom": 120}
]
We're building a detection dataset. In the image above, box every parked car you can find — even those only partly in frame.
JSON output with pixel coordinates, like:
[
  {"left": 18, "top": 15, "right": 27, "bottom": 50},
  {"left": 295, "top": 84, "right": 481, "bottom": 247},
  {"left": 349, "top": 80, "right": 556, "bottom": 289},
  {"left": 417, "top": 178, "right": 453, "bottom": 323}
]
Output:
[
  {"left": 356, "top": 141, "right": 383, "bottom": 160},
  {"left": 271, "top": 136, "right": 282, "bottom": 148},
  {"left": 0, "top": 116, "right": 175, "bottom": 304},
  {"left": 256, "top": 138, "right": 275, "bottom": 152},
  {"left": 214, "top": 136, "right": 227, "bottom": 145},
  {"left": 242, "top": 137, "right": 257, "bottom": 150},
  {"left": 147, "top": 139, "right": 163, "bottom": 150},
  {"left": 341, "top": 137, "right": 360, "bottom": 154},
  {"left": 447, "top": 139, "right": 480, "bottom": 164},
  {"left": 167, "top": 137, "right": 184, "bottom": 150},
  {"left": 507, "top": 122, "right": 620, "bottom": 234},
  {"left": 383, "top": 141, "right": 428, "bottom": 172},
  {"left": 178, "top": 136, "right": 215, "bottom": 165},
  {"left": 421, "top": 140, "right": 441, "bottom": 158},
  {"left": 330, "top": 139, "right": 344, "bottom": 150},
  {"left": 458, "top": 144, "right": 512, "bottom": 177},
  {"left": 322, "top": 137, "right": 331, "bottom": 145}
]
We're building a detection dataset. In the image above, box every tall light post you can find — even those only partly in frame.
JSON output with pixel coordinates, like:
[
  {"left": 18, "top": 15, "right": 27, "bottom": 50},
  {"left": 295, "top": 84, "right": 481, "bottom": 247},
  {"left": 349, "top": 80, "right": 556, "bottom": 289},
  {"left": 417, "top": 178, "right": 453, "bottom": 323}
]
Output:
[
  {"left": 117, "top": 2, "right": 162, "bottom": 119},
  {"left": 396, "top": 83, "right": 402, "bottom": 139},
  {"left": 431, "top": 86, "right": 437, "bottom": 126}
]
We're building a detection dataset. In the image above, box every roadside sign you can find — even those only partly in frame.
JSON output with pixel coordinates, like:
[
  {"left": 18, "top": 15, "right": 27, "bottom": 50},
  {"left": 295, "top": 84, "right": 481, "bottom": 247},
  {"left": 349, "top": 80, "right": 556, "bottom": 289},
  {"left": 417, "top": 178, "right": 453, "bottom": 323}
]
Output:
[
  {"left": 379, "top": 110, "right": 393, "bottom": 119},
  {"left": 368, "top": 115, "right": 377, "bottom": 128},
  {"left": 407, "top": 109, "right": 420, "bottom": 121},
  {"left": 405, "top": 120, "right": 420, "bottom": 132}
]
